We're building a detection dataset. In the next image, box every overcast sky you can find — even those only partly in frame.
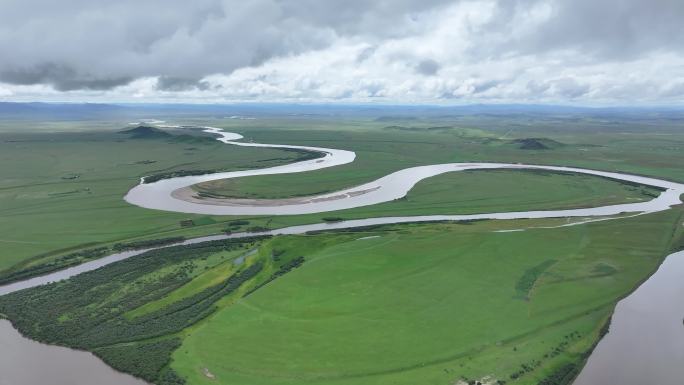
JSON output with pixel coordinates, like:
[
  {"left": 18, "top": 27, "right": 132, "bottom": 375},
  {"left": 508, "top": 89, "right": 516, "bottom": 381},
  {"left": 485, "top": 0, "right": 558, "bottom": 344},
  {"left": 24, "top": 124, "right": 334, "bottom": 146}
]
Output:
[{"left": 1, "top": 0, "right": 683, "bottom": 105}]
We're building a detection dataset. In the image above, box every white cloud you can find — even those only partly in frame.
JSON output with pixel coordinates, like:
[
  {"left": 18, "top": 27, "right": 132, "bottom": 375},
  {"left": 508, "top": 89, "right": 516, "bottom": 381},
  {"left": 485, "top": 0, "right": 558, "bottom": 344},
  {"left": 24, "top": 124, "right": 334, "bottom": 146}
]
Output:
[{"left": 1, "top": 0, "right": 684, "bottom": 104}]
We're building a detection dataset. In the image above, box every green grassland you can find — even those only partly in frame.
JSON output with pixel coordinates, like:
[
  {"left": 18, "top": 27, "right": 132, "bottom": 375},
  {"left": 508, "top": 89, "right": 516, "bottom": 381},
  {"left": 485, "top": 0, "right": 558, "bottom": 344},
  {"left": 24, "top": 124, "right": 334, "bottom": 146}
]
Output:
[
  {"left": 170, "top": 209, "right": 683, "bottom": 385},
  {"left": 2, "top": 114, "right": 683, "bottom": 277},
  {"left": 192, "top": 118, "right": 684, "bottom": 200},
  {"left": 2, "top": 209, "right": 681, "bottom": 385},
  {"left": 2, "top": 107, "right": 684, "bottom": 385},
  {"left": 296, "top": 169, "right": 660, "bottom": 218},
  {"left": 0, "top": 128, "right": 309, "bottom": 271}
]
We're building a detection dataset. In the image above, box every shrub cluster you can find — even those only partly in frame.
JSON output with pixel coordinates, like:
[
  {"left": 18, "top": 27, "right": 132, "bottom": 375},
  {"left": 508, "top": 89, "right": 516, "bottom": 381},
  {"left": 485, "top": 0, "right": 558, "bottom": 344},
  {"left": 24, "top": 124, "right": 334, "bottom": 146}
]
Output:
[
  {"left": 0, "top": 236, "right": 269, "bottom": 384},
  {"left": 537, "top": 363, "right": 579, "bottom": 385},
  {"left": 244, "top": 256, "right": 305, "bottom": 297},
  {"left": 0, "top": 246, "right": 110, "bottom": 285},
  {"left": 143, "top": 169, "right": 222, "bottom": 184},
  {"left": 0, "top": 236, "right": 191, "bottom": 285},
  {"left": 95, "top": 339, "right": 183, "bottom": 383}
]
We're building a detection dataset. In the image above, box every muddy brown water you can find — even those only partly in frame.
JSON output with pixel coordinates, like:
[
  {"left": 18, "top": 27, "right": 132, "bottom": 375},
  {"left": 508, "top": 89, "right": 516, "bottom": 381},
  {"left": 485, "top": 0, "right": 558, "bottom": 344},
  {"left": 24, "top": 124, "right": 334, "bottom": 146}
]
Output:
[
  {"left": 0, "top": 319, "right": 147, "bottom": 385},
  {"left": 573, "top": 250, "right": 684, "bottom": 385}
]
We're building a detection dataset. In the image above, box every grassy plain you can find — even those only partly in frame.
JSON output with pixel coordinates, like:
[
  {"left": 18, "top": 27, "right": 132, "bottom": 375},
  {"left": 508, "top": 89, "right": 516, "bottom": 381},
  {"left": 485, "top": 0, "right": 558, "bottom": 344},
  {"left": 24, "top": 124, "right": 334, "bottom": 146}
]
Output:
[
  {"left": 2, "top": 211, "right": 681, "bottom": 385},
  {"left": 0, "top": 119, "right": 666, "bottom": 270},
  {"left": 2, "top": 105, "right": 684, "bottom": 385},
  {"left": 171, "top": 209, "right": 683, "bottom": 385},
  {"left": 193, "top": 118, "right": 684, "bottom": 199},
  {"left": 0, "top": 129, "right": 305, "bottom": 270},
  {"left": 3, "top": 112, "right": 683, "bottom": 275},
  {"left": 300, "top": 169, "right": 660, "bottom": 218}
]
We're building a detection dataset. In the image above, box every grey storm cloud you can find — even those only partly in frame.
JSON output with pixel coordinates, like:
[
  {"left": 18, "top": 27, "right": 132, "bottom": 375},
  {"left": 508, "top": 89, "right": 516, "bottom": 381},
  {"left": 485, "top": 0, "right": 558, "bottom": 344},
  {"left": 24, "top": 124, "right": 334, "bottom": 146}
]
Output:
[
  {"left": 549, "top": 78, "right": 591, "bottom": 98},
  {"left": 156, "top": 77, "right": 211, "bottom": 92},
  {"left": 416, "top": 59, "right": 441, "bottom": 76},
  {"left": 1, "top": 0, "right": 684, "bottom": 102},
  {"left": 0, "top": 63, "right": 132, "bottom": 91},
  {"left": 470, "top": 79, "right": 504, "bottom": 94},
  {"left": 0, "top": 0, "right": 454, "bottom": 90},
  {"left": 527, "top": 0, "right": 684, "bottom": 59},
  {"left": 477, "top": 0, "right": 684, "bottom": 59}
]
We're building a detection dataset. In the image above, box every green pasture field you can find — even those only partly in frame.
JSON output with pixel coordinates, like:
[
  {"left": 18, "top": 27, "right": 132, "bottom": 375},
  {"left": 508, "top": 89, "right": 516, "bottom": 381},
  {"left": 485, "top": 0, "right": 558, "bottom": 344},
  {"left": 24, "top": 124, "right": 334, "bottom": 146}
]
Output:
[
  {"left": 193, "top": 118, "right": 684, "bottom": 199},
  {"left": 2, "top": 211, "right": 681, "bottom": 385},
  {"left": 265, "top": 169, "right": 660, "bottom": 219},
  {"left": 0, "top": 128, "right": 305, "bottom": 271},
  {"left": 1, "top": 107, "right": 683, "bottom": 385},
  {"left": 171, "top": 209, "right": 684, "bottom": 385},
  {"left": 1, "top": 114, "right": 683, "bottom": 277}
]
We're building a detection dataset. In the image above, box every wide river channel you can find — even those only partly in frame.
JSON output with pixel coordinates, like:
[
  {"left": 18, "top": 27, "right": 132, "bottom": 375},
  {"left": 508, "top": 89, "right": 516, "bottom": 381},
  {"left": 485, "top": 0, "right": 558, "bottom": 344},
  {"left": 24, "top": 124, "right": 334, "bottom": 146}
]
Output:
[{"left": 1, "top": 124, "right": 683, "bottom": 385}]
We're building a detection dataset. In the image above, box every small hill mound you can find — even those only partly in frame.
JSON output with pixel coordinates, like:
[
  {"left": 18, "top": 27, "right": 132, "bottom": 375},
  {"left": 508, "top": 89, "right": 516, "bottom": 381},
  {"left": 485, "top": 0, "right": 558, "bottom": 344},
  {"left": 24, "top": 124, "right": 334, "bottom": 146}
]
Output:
[
  {"left": 510, "top": 138, "right": 565, "bottom": 150},
  {"left": 119, "top": 126, "right": 172, "bottom": 139}
]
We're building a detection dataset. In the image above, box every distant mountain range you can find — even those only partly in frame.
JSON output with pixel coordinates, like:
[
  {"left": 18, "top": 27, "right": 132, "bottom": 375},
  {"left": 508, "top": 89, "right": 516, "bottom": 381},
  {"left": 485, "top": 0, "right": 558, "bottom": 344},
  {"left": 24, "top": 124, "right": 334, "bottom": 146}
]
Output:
[{"left": 1, "top": 101, "right": 683, "bottom": 121}]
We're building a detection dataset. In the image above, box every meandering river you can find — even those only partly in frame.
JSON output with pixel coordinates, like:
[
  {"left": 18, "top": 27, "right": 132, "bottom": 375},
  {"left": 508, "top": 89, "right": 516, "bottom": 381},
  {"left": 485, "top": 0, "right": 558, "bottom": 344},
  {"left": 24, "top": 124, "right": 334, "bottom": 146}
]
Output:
[
  {"left": 125, "top": 127, "right": 684, "bottom": 216},
  {"left": 1, "top": 124, "right": 684, "bottom": 385}
]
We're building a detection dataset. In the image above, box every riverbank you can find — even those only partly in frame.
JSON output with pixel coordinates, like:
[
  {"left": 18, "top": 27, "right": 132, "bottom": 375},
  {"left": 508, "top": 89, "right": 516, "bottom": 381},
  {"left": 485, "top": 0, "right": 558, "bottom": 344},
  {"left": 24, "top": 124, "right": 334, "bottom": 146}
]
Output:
[
  {"left": 574, "top": 250, "right": 684, "bottom": 385},
  {"left": 0, "top": 319, "right": 148, "bottom": 385}
]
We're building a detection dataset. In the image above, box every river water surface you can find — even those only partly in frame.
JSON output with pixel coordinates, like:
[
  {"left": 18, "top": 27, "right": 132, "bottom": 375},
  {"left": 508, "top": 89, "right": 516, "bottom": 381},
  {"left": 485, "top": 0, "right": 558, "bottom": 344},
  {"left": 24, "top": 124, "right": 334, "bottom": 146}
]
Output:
[
  {"left": 0, "top": 319, "right": 147, "bottom": 385},
  {"left": 573, "top": 250, "right": 684, "bottom": 385}
]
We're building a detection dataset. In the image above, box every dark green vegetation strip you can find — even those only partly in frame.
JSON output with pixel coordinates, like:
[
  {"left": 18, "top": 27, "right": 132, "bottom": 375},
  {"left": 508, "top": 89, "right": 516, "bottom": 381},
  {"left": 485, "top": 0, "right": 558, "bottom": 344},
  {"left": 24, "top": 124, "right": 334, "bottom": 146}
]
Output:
[
  {"left": 144, "top": 169, "right": 229, "bottom": 184},
  {"left": 515, "top": 260, "right": 557, "bottom": 300},
  {"left": 0, "top": 236, "right": 186, "bottom": 285},
  {"left": 95, "top": 339, "right": 184, "bottom": 385},
  {"left": 243, "top": 255, "right": 305, "bottom": 297},
  {"left": 0, "top": 232, "right": 316, "bottom": 384},
  {"left": 0, "top": 236, "right": 279, "bottom": 384},
  {"left": 0, "top": 246, "right": 110, "bottom": 285},
  {"left": 537, "top": 363, "right": 579, "bottom": 385}
]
